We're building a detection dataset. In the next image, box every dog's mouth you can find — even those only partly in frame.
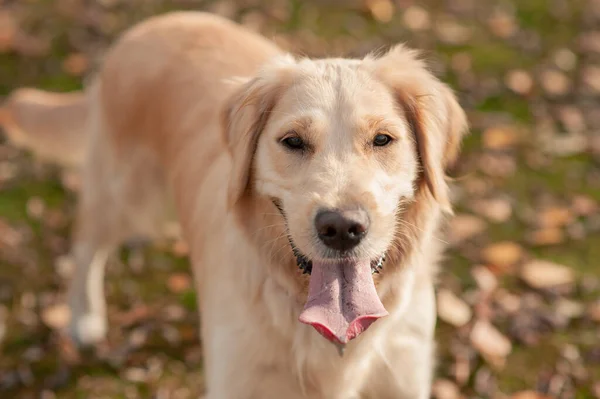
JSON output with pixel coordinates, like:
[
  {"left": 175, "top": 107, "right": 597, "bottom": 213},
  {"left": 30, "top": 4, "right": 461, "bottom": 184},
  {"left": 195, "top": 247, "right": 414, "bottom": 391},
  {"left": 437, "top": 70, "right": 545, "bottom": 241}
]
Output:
[{"left": 273, "top": 200, "right": 388, "bottom": 348}]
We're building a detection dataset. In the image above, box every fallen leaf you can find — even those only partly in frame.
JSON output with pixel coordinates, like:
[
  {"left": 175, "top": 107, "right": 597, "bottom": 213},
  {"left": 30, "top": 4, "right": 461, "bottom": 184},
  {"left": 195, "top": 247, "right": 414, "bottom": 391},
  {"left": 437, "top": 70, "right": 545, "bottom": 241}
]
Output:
[
  {"left": 487, "top": 11, "right": 517, "bottom": 38},
  {"left": 526, "top": 228, "right": 565, "bottom": 246},
  {"left": 432, "top": 379, "right": 460, "bottom": 399},
  {"left": 0, "top": 10, "right": 17, "bottom": 52},
  {"left": 540, "top": 70, "right": 571, "bottom": 96},
  {"left": 471, "top": 265, "right": 498, "bottom": 295},
  {"left": 364, "top": 0, "right": 394, "bottom": 23},
  {"left": 494, "top": 289, "right": 521, "bottom": 314},
  {"left": 482, "top": 126, "right": 520, "bottom": 150},
  {"left": 167, "top": 273, "right": 192, "bottom": 294},
  {"left": 587, "top": 301, "right": 600, "bottom": 322},
  {"left": 547, "top": 134, "right": 588, "bottom": 158},
  {"left": 402, "top": 6, "right": 431, "bottom": 31},
  {"left": 470, "top": 320, "right": 512, "bottom": 369},
  {"left": 582, "top": 66, "right": 600, "bottom": 92},
  {"left": 54, "top": 255, "right": 75, "bottom": 279},
  {"left": 0, "top": 305, "right": 6, "bottom": 346},
  {"left": 470, "top": 197, "right": 513, "bottom": 223},
  {"left": 537, "top": 206, "right": 573, "bottom": 228},
  {"left": 553, "top": 48, "right": 577, "bottom": 71},
  {"left": 572, "top": 195, "right": 598, "bottom": 217},
  {"left": 171, "top": 240, "right": 189, "bottom": 257},
  {"left": 478, "top": 153, "right": 517, "bottom": 178},
  {"left": 62, "top": 53, "right": 90, "bottom": 76},
  {"left": 448, "top": 214, "right": 487, "bottom": 245},
  {"left": 481, "top": 241, "right": 523, "bottom": 270},
  {"left": 505, "top": 69, "right": 534, "bottom": 95},
  {"left": 436, "top": 18, "right": 471, "bottom": 45},
  {"left": 437, "top": 289, "right": 472, "bottom": 327},
  {"left": 41, "top": 304, "right": 70, "bottom": 330},
  {"left": 124, "top": 367, "right": 147, "bottom": 383},
  {"left": 0, "top": 219, "right": 23, "bottom": 249},
  {"left": 555, "top": 298, "right": 584, "bottom": 320},
  {"left": 511, "top": 391, "right": 553, "bottom": 399},
  {"left": 592, "top": 383, "right": 600, "bottom": 399},
  {"left": 520, "top": 260, "right": 575, "bottom": 289},
  {"left": 579, "top": 31, "right": 600, "bottom": 53},
  {"left": 451, "top": 52, "right": 472, "bottom": 74},
  {"left": 557, "top": 106, "right": 586, "bottom": 133},
  {"left": 115, "top": 305, "right": 152, "bottom": 327},
  {"left": 26, "top": 197, "right": 45, "bottom": 220}
]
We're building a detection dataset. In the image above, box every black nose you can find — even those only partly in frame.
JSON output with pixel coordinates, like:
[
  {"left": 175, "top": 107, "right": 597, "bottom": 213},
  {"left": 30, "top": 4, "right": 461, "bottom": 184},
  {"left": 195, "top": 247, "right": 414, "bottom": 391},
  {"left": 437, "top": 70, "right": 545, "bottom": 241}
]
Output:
[{"left": 315, "top": 209, "right": 370, "bottom": 252}]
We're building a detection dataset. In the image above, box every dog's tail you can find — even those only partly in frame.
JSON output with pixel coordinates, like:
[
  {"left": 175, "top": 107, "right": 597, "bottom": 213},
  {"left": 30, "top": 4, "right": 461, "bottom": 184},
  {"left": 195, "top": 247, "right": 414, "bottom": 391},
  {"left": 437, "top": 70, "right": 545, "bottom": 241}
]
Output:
[{"left": 0, "top": 87, "right": 91, "bottom": 168}]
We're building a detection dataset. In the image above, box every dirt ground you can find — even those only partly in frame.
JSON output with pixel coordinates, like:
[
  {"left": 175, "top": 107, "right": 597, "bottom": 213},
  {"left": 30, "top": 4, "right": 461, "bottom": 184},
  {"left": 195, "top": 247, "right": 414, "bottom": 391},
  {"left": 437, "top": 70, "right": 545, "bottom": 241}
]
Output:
[{"left": 1, "top": 0, "right": 600, "bottom": 398}]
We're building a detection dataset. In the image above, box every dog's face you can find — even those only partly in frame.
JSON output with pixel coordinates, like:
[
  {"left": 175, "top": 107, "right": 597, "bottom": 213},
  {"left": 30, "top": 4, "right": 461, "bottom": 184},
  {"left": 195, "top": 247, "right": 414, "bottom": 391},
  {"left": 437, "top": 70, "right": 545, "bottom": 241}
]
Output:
[
  {"left": 254, "top": 59, "right": 419, "bottom": 263},
  {"left": 222, "top": 46, "right": 468, "bottom": 346}
]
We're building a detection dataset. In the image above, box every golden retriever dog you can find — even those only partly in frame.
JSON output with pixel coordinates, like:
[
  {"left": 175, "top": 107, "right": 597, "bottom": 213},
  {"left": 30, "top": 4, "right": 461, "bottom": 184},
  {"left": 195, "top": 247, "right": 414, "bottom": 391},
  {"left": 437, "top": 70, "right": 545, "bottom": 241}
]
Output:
[{"left": 0, "top": 11, "right": 468, "bottom": 398}]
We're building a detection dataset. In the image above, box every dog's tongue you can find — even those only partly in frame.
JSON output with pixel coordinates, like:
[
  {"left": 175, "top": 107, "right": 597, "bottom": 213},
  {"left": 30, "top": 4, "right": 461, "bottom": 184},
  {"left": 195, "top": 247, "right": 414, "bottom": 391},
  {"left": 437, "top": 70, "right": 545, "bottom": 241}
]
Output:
[{"left": 299, "top": 259, "right": 388, "bottom": 345}]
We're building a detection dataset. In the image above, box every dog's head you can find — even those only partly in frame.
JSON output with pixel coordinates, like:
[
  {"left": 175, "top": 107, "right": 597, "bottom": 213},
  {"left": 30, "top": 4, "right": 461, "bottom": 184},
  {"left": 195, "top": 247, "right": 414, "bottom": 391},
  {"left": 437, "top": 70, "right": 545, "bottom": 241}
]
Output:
[{"left": 221, "top": 45, "right": 468, "bottom": 347}]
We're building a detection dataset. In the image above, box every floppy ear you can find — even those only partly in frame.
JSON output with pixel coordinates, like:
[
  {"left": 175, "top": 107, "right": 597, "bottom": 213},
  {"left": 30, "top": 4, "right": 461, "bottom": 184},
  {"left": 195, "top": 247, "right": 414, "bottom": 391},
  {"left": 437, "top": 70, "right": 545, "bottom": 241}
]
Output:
[
  {"left": 221, "top": 56, "right": 295, "bottom": 208},
  {"left": 369, "top": 45, "right": 469, "bottom": 213}
]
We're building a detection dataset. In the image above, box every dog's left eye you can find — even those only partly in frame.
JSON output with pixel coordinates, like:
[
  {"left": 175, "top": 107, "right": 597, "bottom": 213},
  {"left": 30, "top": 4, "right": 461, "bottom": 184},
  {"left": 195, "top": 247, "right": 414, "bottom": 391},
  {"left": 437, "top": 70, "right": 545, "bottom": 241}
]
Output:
[
  {"left": 281, "top": 136, "right": 306, "bottom": 151},
  {"left": 373, "top": 133, "right": 393, "bottom": 147}
]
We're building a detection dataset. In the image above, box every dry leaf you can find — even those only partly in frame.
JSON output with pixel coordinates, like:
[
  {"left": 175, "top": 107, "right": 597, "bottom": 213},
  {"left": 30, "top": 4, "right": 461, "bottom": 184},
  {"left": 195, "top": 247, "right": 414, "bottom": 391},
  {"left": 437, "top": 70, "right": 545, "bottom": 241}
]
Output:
[
  {"left": 511, "top": 391, "right": 553, "bottom": 399},
  {"left": 526, "top": 228, "right": 565, "bottom": 246},
  {"left": 470, "top": 320, "right": 512, "bottom": 369},
  {"left": 26, "top": 197, "right": 45, "bottom": 220},
  {"left": 402, "top": 6, "right": 431, "bottom": 31},
  {"left": 482, "top": 126, "right": 520, "bottom": 150},
  {"left": 365, "top": 0, "right": 394, "bottom": 23},
  {"left": 436, "top": 19, "right": 471, "bottom": 45},
  {"left": 437, "top": 289, "right": 472, "bottom": 327},
  {"left": 540, "top": 70, "right": 571, "bottom": 96},
  {"left": 520, "top": 260, "right": 575, "bottom": 289},
  {"left": 487, "top": 12, "right": 517, "bottom": 38},
  {"left": 41, "top": 304, "right": 71, "bottom": 330},
  {"left": 558, "top": 106, "right": 586, "bottom": 133},
  {"left": 494, "top": 289, "right": 521, "bottom": 314},
  {"left": 579, "top": 31, "right": 600, "bottom": 53},
  {"left": 448, "top": 214, "right": 487, "bottom": 245},
  {"left": 0, "top": 10, "right": 17, "bottom": 52},
  {"left": 471, "top": 265, "right": 498, "bottom": 294},
  {"left": 582, "top": 66, "right": 600, "bottom": 92},
  {"left": 62, "top": 53, "right": 90, "bottom": 76},
  {"left": 481, "top": 241, "right": 523, "bottom": 270},
  {"left": 0, "top": 219, "right": 23, "bottom": 249},
  {"left": 505, "top": 69, "right": 534, "bottom": 95},
  {"left": 432, "top": 379, "right": 460, "bottom": 399},
  {"left": 572, "top": 195, "right": 598, "bottom": 217},
  {"left": 553, "top": 48, "right": 577, "bottom": 71},
  {"left": 587, "top": 301, "right": 600, "bottom": 322},
  {"left": 172, "top": 240, "right": 189, "bottom": 257},
  {"left": 555, "top": 298, "right": 584, "bottom": 320},
  {"left": 471, "top": 197, "right": 513, "bottom": 223},
  {"left": 167, "top": 273, "right": 192, "bottom": 294},
  {"left": 538, "top": 206, "right": 573, "bottom": 228}
]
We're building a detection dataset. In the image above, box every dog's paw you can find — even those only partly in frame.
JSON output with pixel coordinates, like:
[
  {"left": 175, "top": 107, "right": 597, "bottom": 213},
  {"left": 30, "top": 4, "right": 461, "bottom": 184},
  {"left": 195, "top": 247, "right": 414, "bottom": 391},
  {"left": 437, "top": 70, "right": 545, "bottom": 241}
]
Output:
[{"left": 69, "top": 312, "right": 107, "bottom": 346}]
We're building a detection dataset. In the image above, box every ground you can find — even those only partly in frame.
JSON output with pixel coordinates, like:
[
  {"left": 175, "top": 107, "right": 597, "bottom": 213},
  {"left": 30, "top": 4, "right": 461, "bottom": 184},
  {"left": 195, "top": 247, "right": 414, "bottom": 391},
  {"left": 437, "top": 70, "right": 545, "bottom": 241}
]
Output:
[{"left": 0, "top": 0, "right": 600, "bottom": 398}]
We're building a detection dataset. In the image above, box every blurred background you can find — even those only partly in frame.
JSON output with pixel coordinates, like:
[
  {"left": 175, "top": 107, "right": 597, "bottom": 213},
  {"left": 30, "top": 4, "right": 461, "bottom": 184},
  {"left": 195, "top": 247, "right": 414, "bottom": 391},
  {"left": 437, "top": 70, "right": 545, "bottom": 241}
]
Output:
[{"left": 0, "top": 0, "right": 599, "bottom": 398}]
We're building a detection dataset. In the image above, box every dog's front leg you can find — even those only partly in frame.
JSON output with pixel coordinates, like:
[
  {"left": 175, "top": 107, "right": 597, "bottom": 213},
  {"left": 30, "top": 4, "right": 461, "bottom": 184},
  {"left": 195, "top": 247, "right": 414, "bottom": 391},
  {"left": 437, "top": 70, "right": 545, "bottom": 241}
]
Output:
[{"left": 67, "top": 240, "right": 112, "bottom": 346}]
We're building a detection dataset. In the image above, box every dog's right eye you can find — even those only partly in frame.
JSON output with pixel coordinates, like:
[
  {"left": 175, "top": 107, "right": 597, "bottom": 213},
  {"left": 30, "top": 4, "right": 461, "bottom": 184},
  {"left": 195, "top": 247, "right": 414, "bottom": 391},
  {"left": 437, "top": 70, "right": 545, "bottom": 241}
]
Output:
[{"left": 281, "top": 136, "right": 306, "bottom": 151}]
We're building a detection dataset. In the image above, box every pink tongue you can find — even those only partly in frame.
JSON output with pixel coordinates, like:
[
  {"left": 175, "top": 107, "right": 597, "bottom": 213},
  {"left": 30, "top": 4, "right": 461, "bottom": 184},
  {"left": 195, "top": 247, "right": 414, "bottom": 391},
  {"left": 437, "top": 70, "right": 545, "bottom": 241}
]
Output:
[{"left": 298, "top": 259, "right": 388, "bottom": 345}]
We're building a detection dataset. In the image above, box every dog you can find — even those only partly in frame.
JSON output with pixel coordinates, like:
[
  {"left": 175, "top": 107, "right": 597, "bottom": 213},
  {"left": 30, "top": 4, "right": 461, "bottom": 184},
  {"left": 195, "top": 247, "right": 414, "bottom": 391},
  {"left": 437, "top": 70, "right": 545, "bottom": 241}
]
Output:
[{"left": 0, "top": 11, "right": 468, "bottom": 398}]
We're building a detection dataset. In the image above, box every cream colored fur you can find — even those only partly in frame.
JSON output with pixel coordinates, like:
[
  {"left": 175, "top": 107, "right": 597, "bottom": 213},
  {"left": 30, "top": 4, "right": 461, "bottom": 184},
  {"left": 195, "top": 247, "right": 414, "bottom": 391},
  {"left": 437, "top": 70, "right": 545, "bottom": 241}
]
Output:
[{"left": 0, "top": 11, "right": 468, "bottom": 398}]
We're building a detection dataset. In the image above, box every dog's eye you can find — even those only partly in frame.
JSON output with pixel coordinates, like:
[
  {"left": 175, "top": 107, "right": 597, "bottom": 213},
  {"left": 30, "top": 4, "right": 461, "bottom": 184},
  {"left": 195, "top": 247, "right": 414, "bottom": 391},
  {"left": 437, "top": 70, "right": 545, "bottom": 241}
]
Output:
[
  {"left": 281, "top": 136, "right": 306, "bottom": 151},
  {"left": 373, "top": 133, "right": 393, "bottom": 147}
]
